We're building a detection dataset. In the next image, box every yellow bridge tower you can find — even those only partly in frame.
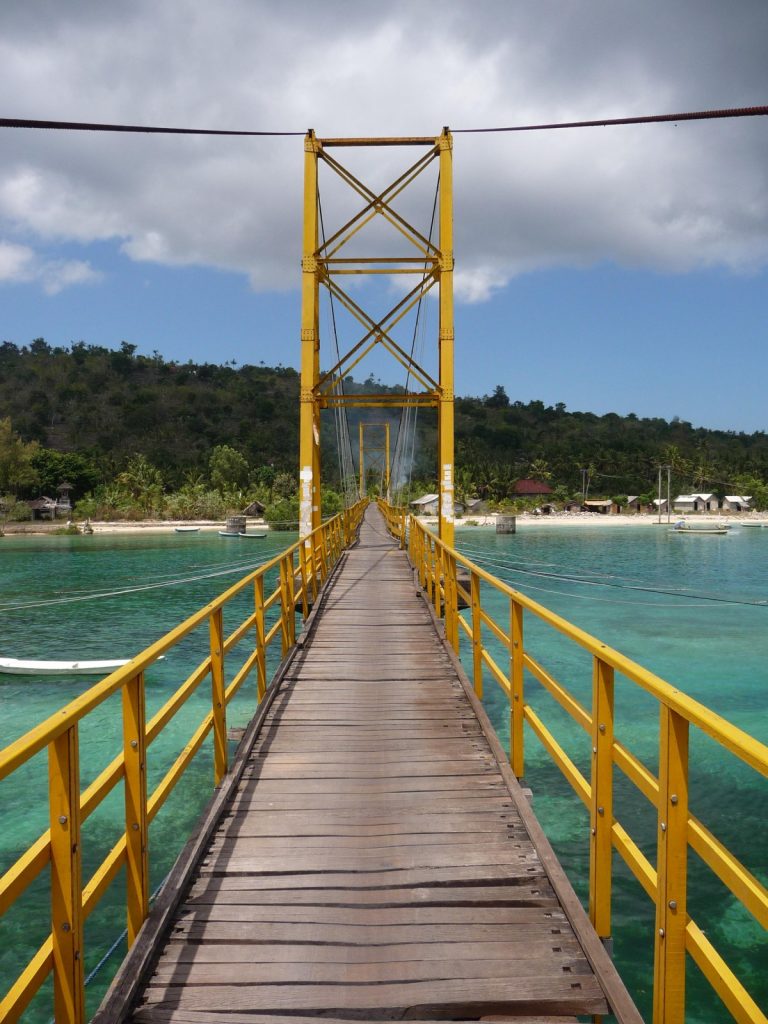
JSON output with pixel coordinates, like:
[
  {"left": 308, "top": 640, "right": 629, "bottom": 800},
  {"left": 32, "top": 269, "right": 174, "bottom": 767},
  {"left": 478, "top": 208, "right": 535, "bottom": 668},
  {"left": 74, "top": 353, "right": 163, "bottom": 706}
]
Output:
[{"left": 299, "top": 130, "right": 455, "bottom": 545}]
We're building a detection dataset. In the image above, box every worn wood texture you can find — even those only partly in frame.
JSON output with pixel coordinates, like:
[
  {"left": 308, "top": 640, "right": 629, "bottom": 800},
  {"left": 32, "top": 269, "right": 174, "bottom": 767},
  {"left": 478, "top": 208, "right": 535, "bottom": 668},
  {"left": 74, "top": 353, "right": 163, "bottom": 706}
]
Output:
[{"left": 126, "top": 506, "right": 637, "bottom": 1023}]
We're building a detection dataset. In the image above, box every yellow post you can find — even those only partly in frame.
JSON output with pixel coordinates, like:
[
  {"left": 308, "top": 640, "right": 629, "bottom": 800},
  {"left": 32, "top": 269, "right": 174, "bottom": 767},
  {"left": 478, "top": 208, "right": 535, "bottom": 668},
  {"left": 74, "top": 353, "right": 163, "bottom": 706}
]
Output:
[
  {"left": 385, "top": 421, "right": 391, "bottom": 496},
  {"left": 510, "top": 598, "right": 524, "bottom": 777},
  {"left": 300, "top": 130, "right": 321, "bottom": 541},
  {"left": 254, "top": 576, "right": 267, "bottom": 702},
  {"left": 122, "top": 672, "right": 149, "bottom": 946},
  {"left": 445, "top": 551, "right": 459, "bottom": 653},
  {"left": 48, "top": 727, "right": 84, "bottom": 1024},
  {"left": 279, "top": 556, "right": 292, "bottom": 656},
  {"left": 209, "top": 609, "right": 227, "bottom": 786},
  {"left": 438, "top": 128, "right": 455, "bottom": 549},
  {"left": 589, "top": 656, "right": 614, "bottom": 944},
  {"left": 298, "top": 542, "right": 310, "bottom": 619},
  {"left": 359, "top": 421, "right": 365, "bottom": 496},
  {"left": 653, "top": 705, "right": 689, "bottom": 1024},
  {"left": 470, "top": 570, "right": 483, "bottom": 697}
]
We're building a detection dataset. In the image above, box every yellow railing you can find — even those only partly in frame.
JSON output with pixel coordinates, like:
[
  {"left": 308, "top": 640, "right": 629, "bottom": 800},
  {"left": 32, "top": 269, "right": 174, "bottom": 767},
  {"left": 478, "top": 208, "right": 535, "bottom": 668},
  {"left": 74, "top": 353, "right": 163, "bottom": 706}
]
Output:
[
  {"left": 379, "top": 500, "right": 768, "bottom": 1024},
  {"left": 0, "top": 500, "right": 366, "bottom": 1024}
]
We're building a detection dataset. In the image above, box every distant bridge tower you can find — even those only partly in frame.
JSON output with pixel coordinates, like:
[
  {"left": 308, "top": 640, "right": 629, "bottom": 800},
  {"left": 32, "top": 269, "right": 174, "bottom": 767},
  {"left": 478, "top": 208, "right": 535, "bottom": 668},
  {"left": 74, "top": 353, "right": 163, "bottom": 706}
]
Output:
[
  {"left": 359, "top": 422, "right": 391, "bottom": 497},
  {"left": 299, "top": 130, "right": 455, "bottom": 545}
]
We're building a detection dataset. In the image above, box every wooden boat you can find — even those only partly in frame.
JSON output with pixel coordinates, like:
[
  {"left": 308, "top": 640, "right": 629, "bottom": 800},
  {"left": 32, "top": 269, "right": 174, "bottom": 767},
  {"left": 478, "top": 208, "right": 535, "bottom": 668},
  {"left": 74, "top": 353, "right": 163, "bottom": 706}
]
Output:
[
  {"left": 218, "top": 531, "right": 242, "bottom": 537},
  {"left": 174, "top": 526, "right": 200, "bottom": 533},
  {"left": 239, "top": 531, "right": 267, "bottom": 539},
  {"left": 0, "top": 657, "right": 130, "bottom": 676},
  {"left": 739, "top": 521, "right": 764, "bottom": 528},
  {"left": 671, "top": 523, "right": 728, "bottom": 535}
]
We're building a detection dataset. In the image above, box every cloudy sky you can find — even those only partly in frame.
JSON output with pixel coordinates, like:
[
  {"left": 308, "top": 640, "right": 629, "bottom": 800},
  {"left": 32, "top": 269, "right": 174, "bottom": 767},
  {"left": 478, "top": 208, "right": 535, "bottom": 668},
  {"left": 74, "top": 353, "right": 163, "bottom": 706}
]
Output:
[{"left": 1, "top": 1, "right": 767, "bottom": 431}]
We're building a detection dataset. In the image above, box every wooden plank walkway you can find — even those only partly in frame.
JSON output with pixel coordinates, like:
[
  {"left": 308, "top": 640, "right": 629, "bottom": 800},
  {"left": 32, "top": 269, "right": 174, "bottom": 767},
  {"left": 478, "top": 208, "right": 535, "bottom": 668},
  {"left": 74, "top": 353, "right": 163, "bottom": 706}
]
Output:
[{"left": 113, "top": 506, "right": 638, "bottom": 1024}]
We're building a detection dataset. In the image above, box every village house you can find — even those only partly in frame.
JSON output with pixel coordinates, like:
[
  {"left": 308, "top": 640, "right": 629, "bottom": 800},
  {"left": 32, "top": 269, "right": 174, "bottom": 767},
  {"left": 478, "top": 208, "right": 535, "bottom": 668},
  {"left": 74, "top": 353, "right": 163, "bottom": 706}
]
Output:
[
  {"left": 722, "top": 495, "right": 752, "bottom": 512},
  {"left": 409, "top": 493, "right": 464, "bottom": 516},
  {"left": 583, "top": 499, "right": 618, "bottom": 515},
  {"left": 653, "top": 498, "right": 670, "bottom": 514},
  {"left": 673, "top": 493, "right": 719, "bottom": 513},
  {"left": 626, "top": 495, "right": 644, "bottom": 513},
  {"left": 513, "top": 479, "right": 553, "bottom": 499}
]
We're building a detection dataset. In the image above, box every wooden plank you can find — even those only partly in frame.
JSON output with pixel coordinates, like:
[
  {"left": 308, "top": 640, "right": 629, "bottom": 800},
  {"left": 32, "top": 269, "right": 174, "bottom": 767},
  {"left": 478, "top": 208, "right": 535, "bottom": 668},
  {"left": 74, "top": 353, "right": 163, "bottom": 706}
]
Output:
[
  {"left": 139, "top": 976, "right": 607, "bottom": 1015},
  {"left": 135, "top": 1013, "right": 578, "bottom": 1024},
  {"left": 185, "top": 883, "right": 555, "bottom": 906},
  {"left": 197, "top": 863, "right": 544, "bottom": 887},
  {"left": 150, "top": 936, "right": 577, "bottom": 965},
  {"left": 168, "top": 919, "right": 571, "bottom": 945},
  {"left": 147, "top": 954, "right": 591, "bottom": 985}
]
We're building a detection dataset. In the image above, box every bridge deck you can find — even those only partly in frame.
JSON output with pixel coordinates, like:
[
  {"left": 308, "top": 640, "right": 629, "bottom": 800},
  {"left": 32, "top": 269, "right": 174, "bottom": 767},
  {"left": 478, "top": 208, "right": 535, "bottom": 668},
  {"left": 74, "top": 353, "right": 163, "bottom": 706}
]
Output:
[{"left": 121, "top": 507, "right": 635, "bottom": 1024}]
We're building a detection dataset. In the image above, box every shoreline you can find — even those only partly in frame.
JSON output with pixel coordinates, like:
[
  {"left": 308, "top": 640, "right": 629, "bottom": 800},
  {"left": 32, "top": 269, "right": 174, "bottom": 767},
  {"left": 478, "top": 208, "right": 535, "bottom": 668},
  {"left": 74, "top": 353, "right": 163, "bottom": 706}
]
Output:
[{"left": 3, "top": 511, "right": 767, "bottom": 536}]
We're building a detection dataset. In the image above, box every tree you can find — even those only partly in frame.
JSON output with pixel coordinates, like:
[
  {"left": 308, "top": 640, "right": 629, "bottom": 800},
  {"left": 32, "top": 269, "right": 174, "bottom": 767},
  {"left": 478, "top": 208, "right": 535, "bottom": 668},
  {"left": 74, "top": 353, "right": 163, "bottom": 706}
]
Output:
[
  {"left": 116, "top": 454, "right": 164, "bottom": 515},
  {"left": 0, "top": 418, "right": 39, "bottom": 495},
  {"left": 209, "top": 444, "right": 250, "bottom": 493},
  {"left": 528, "top": 457, "right": 552, "bottom": 481},
  {"left": 485, "top": 385, "right": 510, "bottom": 408}
]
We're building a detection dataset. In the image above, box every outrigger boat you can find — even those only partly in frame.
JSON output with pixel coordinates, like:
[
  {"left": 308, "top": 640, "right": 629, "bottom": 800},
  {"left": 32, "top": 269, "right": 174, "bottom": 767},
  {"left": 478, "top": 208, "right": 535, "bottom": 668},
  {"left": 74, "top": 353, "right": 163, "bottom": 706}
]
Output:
[
  {"left": 671, "top": 520, "right": 728, "bottom": 535},
  {"left": 0, "top": 657, "right": 131, "bottom": 676}
]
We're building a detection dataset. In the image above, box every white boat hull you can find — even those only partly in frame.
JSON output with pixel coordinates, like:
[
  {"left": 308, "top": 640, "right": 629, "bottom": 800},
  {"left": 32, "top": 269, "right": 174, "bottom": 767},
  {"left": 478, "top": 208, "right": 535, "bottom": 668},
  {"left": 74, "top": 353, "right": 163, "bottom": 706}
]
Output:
[{"left": 0, "top": 657, "right": 131, "bottom": 676}]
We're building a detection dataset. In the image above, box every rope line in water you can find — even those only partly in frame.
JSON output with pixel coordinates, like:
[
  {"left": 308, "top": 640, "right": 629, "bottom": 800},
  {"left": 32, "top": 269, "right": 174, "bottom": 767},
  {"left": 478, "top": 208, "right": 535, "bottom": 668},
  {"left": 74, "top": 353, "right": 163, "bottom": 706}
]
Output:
[
  {"left": 455, "top": 545, "right": 768, "bottom": 609},
  {"left": 0, "top": 558, "right": 270, "bottom": 613}
]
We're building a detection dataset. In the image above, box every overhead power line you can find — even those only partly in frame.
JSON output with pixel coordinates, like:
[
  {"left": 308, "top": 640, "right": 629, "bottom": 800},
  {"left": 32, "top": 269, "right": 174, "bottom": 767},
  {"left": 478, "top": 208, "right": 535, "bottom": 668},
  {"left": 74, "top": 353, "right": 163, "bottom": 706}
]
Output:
[{"left": 1, "top": 105, "right": 766, "bottom": 138}]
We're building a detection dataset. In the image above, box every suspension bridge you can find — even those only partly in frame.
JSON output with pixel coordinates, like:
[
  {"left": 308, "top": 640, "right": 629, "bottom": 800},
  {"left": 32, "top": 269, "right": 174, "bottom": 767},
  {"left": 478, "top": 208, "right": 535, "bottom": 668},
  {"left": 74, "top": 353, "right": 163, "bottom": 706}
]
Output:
[{"left": 1, "top": 132, "right": 767, "bottom": 1024}]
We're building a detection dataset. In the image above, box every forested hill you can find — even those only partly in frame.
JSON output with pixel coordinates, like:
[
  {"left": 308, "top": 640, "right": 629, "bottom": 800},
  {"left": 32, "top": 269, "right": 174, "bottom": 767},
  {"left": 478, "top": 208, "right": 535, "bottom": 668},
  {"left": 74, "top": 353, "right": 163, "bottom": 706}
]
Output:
[{"left": 1, "top": 340, "right": 767, "bottom": 501}]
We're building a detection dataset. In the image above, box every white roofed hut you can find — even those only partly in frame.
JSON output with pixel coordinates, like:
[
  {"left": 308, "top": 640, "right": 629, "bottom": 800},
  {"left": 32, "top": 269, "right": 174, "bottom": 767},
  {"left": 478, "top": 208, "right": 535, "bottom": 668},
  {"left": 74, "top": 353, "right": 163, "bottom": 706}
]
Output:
[{"left": 722, "top": 495, "right": 752, "bottom": 513}]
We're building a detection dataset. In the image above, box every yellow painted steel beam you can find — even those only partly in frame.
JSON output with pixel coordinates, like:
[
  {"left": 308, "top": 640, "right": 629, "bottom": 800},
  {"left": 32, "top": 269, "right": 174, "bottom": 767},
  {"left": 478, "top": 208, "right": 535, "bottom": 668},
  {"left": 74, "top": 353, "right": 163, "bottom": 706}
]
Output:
[
  {"left": 321, "top": 394, "right": 438, "bottom": 408},
  {"left": 48, "top": 727, "right": 84, "bottom": 1024},
  {"left": 319, "top": 136, "right": 439, "bottom": 146},
  {"left": 589, "top": 657, "right": 615, "bottom": 941},
  {"left": 122, "top": 672, "right": 149, "bottom": 946},
  {"left": 437, "top": 129, "right": 455, "bottom": 547},
  {"left": 300, "top": 130, "right": 321, "bottom": 539},
  {"left": 0, "top": 938, "right": 53, "bottom": 1024}
]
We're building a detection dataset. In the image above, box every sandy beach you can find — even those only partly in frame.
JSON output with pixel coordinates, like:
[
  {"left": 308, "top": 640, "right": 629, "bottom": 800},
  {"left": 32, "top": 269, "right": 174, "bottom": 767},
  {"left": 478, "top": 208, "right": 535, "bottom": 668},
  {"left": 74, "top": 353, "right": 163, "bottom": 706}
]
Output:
[{"left": 3, "top": 512, "right": 767, "bottom": 536}]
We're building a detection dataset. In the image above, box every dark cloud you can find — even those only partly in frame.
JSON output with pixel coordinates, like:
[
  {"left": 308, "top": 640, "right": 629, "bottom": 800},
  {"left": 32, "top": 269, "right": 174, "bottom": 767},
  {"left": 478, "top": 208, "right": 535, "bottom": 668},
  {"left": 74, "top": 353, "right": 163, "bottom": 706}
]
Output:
[{"left": 0, "top": 0, "right": 766, "bottom": 297}]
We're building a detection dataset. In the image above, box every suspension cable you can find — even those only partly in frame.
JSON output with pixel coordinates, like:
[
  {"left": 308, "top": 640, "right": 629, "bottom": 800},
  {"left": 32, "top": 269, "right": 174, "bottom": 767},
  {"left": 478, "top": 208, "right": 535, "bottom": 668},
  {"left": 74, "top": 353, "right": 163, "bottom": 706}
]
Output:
[
  {"left": 318, "top": 188, "right": 358, "bottom": 506},
  {"left": 391, "top": 173, "right": 439, "bottom": 505}
]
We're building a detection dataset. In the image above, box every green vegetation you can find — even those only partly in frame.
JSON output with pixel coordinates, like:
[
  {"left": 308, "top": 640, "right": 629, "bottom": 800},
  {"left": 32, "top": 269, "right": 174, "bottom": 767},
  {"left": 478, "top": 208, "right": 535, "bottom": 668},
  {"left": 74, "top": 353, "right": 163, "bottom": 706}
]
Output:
[{"left": 1, "top": 340, "right": 767, "bottom": 516}]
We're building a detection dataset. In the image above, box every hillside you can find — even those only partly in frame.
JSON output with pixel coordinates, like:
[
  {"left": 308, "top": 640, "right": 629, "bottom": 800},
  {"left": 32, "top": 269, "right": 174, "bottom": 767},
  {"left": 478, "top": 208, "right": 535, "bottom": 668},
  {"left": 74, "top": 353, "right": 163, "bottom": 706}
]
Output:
[{"left": 1, "top": 341, "right": 766, "bottom": 503}]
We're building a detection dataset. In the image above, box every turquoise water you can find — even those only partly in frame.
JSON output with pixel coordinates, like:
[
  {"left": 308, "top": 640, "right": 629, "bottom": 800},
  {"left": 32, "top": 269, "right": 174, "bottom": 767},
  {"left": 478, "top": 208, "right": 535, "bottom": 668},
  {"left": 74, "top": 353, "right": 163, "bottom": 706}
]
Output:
[
  {"left": 1, "top": 525, "right": 766, "bottom": 1021},
  {"left": 0, "top": 530, "right": 293, "bottom": 1022},
  {"left": 455, "top": 523, "right": 768, "bottom": 1023}
]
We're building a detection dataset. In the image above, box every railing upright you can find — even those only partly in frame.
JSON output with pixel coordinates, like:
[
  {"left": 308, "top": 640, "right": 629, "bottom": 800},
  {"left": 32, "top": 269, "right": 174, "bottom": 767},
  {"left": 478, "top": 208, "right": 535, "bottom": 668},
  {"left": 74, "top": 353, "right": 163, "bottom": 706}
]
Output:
[
  {"left": 48, "top": 726, "right": 85, "bottom": 1024},
  {"left": 653, "top": 706, "right": 690, "bottom": 1024},
  {"left": 509, "top": 597, "right": 525, "bottom": 777},
  {"left": 470, "top": 571, "right": 483, "bottom": 698},
  {"left": 122, "top": 672, "right": 149, "bottom": 945},
  {"left": 589, "top": 656, "right": 615, "bottom": 948},
  {"left": 254, "top": 576, "right": 267, "bottom": 702},
  {"left": 209, "top": 608, "right": 227, "bottom": 785}
]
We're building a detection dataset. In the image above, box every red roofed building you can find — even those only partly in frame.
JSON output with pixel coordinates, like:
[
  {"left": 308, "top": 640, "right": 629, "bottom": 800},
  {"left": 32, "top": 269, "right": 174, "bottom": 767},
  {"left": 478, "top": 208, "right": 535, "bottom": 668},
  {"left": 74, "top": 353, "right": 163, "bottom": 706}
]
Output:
[{"left": 513, "top": 479, "right": 553, "bottom": 497}]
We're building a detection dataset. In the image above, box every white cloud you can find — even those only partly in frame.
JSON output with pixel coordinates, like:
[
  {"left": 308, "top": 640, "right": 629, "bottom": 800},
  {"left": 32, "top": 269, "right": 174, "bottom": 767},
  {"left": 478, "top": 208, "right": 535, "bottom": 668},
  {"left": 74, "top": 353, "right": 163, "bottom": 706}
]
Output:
[
  {"left": 0, "top": 238, "right": 101, "bottom": 292},
  {"left": 0, "top": 0, "right": 766, "bottom": 299}
]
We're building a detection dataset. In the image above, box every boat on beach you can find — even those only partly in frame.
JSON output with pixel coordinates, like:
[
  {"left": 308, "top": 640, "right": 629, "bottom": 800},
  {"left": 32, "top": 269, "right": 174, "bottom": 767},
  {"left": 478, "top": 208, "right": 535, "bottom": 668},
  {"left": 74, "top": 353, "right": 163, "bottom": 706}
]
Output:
[
  {"left": 174, "top": 526, "right": 200, "bottom": 533},
  {"left": 0, "top": 657, "right": 131, "bottom": 676}
]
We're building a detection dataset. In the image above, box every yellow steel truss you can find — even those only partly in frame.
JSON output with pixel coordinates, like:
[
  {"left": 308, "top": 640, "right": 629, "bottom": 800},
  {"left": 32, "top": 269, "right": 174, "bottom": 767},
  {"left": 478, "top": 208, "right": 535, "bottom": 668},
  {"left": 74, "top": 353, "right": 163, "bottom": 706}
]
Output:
[{"left": 299, "top": 131, "right": 455, "bottom": 544}]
